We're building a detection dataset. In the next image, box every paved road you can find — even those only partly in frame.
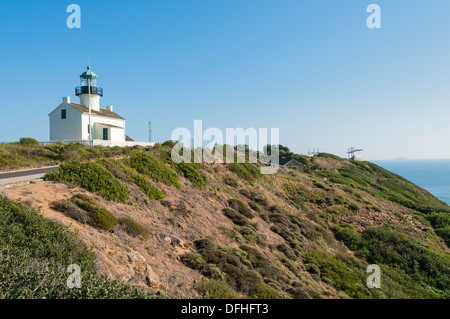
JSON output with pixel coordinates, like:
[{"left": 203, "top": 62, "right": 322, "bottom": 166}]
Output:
[{"left": 0, "top": 166, "right": 59, "bottom": 185}]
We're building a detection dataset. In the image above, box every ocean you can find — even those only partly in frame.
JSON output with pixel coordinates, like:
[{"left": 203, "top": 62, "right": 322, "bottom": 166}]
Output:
[{"left": 372, "top": 159, "right": 450, "bottom": 206}]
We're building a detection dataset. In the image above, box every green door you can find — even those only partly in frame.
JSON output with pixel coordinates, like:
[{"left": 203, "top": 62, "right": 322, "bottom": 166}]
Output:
[{"left": 103, "top": 128, "right": 109, "bottom": 140}]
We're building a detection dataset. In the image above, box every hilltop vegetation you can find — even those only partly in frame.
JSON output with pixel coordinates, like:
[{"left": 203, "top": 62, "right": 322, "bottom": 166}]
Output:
[
  {"left": 0, "top": 142, "right": 449, "bottom": 299},
  {"left": 0, "top": 196, "right": 152, "bottom": 298},
  {"left": 0, "top": 138, "right": 142, "bottom": 171}
]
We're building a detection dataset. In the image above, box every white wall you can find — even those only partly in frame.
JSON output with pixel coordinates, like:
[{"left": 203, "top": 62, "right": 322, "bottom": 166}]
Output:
[
  {"left": 93, "top": 140, "right": 155, "bottom": 147},
  {"left": 49, "top": 102, "right": 82, "bottom": 141},
  {"left": 81, "top": 114, "right": 125, "bottom": 141}
]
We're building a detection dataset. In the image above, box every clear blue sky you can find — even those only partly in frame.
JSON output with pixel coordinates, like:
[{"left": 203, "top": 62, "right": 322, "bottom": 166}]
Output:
[{"left": 1, "top": 0, "right": 450, "bottom": 160}]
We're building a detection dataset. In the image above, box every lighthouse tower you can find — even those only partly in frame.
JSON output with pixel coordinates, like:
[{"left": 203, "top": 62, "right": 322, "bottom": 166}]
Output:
[{"left": 75, "top": 66, "right": 103, "bottom": 111}]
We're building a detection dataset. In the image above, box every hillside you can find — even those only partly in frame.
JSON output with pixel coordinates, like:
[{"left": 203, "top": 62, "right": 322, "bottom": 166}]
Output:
[{"left": 0, "top": 142, "right": 449, "bottom": 299}]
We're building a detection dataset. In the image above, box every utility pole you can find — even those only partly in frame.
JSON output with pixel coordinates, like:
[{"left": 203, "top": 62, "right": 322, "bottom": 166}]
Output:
[{"left": 148, "top": 118, "right": 152, "bottom": 142}]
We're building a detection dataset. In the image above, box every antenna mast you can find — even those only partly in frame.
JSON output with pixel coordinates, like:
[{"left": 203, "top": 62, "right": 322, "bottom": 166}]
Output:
[
  {"left": 346, "top": 147, "right": 363, "bottom": 160},
  {"left": 308, "top": 149, "right": 319, "bottom": 156},
  {"left": 148, "top": 118, "right": 152, "bottom": 142}
]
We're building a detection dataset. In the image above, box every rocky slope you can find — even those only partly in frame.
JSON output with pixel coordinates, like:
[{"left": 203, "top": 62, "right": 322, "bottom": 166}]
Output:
[{"left": 1, "top": 144, "right": 449, "bottom": 299}]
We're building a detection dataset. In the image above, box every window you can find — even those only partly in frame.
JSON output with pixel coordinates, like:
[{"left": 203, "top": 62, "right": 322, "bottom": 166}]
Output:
[
  {"left": 103, "top": 128, "right": 108, "bottom": 140},
  {"left": 61, "top": 109, "right": 66, "bottom": 119},
  {"left": 87, "top": 125, "right": 90, "bottom": 134}
]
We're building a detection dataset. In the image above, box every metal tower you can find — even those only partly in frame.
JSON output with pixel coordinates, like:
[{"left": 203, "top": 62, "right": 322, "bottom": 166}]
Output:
[{"left": 346, "top": 147, "right": 363, "bottom": 160}]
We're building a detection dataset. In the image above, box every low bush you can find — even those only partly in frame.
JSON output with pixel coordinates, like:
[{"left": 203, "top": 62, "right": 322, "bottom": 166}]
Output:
[
  {"left": 371, "top": 205, "right": 382, "bottom": 212},
  {"left": 237, "top": 226, "right": 264, "bottom": 245},
  {"left": 128, "top": 150, "right": 180, "bottom": 188},
  {"left": 303, "top": 251, "right": 369, "bottom": 299},
  {"left": 239, "top": 190, "right": 268, "bottom": 206},
  {"left": 427, "top": 212, "right": 450, "bottom": 229},
  {"left": 133, "top": 173, "right": 165, "bottom": 200},
  {"left": 0, "top": 196, "right": 151, "bottom": 298},
  {"left": 118, "top": 217, "right": 149, "bottom": 238},
  {"left": 19, "top": 137, "right": 40, "bottom": 146},
  {"left": 333, "top": 224, "right": 363, "bottom": 251},
  {"left": 52, "top": 194, "right": 117, "bottom": 231},
  {"left": 50, "top": 199, "right": 89, "bottom": 224},
  {"left": 180, "top": 253, "right": 208, "bottom": 271},
  {"left": 223, "top": 177, "right": 238, "bottom": 187},
  {"left": 334, "top": 195, "right": 346, "bottom": 205},
  {"left": 436, "top": 227, "right": 450, "bottom": 246},
  {"left": 313, "top": 181, "right": 327, "bottom": 190},
  {"left": 99, "top": 159, "right": 164, "bottom": 201},
  {"left": 176, "top": 162, "right": 208, "bottom": 189},
  {"left": 45, "top": 161, "right": 129, "bottom": 203},
  {"left": 249, "top": 283, "right": 281, "bottom": 299},
  {"left": 361, "top": 227, "right": 450, "bottom": 293},
  {"left": 197, "top": 279, "right": 239, "bottom": 299},
  {"left": 222, "top": 208, "right": 257, "bottom": 229},
  {"left": 228, "top": 198, "right": 253, "bottom": 218},
  {"left": 276, "top": 244, "right": 297, "bottom": 260},
  {"left": 183, "top": 239, "right": 288, "bottom": 297},
  {"left": 228, "top": 163, "right": 261, "bottom": 185},
  {"left": 248, "top": 201, "right": 269, "bottom": 222}
]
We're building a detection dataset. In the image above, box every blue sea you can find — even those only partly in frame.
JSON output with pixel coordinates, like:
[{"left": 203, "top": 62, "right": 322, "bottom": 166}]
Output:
[{"left": 372, "top": 160, "right": 450, "bottom": 205}]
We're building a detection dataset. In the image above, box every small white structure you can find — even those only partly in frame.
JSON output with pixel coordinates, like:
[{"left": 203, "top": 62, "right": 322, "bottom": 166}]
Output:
[{"left": 48, "top": 66, "right": 153, "bottom": 147}]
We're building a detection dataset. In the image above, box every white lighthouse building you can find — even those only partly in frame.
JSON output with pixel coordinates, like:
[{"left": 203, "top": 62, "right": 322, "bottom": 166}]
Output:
[{"left": 48, "top": 66, "right": 153, "bottom": 147}]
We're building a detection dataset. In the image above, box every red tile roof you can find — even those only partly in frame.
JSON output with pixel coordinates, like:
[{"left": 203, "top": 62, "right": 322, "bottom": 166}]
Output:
[{"left": 69, "top": 103, "right": 125, "bottom": 120}]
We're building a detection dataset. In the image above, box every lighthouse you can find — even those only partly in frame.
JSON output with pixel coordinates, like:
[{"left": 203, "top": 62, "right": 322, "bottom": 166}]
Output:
[
  {"left": 48, "top": 66, "right": 154, "bottom": 147},
  {"left": 75, "top": 66, "right": 103, "bottom": 111}
]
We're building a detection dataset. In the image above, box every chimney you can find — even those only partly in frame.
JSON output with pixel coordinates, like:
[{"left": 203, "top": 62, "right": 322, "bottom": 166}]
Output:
[
  {"left": 106, "top": 105, "right": 113, "bottom": 112},
  {"left": 62, "top": 97, "right": 70, "bottom": 104}
]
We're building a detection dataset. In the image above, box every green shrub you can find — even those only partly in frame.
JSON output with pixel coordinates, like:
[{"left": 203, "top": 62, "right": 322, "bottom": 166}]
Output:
[
  {"left": 371, "top": 205, "right": 382, "bottom": 212},
  {"left": 361, "top": 227, "right": 450, "bottom": 293},
  {"left": 185, "top": 239, "right": 287, "bottom": 297},
  {"left": 223, "top": 177, "right": 238, "bottom": 187},
  {"left": 436, "top": 227, "right": 450, "bottom": 246},
  {"left": 276, "top": 244, "right": 296, "bottom": 260},
  {"left": 19, "top": 137, "right": 40, "bottom": 146},
  {"left": 228, "top": 198, "right": 253, "bottom": 218},
  {"left": 197, "top": 279, "right": 239, "bottom": 299},
  {"left": 239, "top": 190, "right": 268, "bottom": 206},
  {"left": 348, "top": 203, "right": 360, "bottom": 212},
  {"left": 228, "top": 163, "right": 261, "bottom": 185},
  {"left": 118, "top": 217, "right": 149, "bottom": 238},
  {"left": 128, "top": 151, "right": 180, "bottom": 188},
  {"left": 176, "top": 162, "right": 208, "bottom": 189},
  {"left": 88, "top": 207, "right": 117, "bottom": 231},
  {"left": 334, "top": 195, "right": 346, "bottom": 205},
  {"left": 99, "top": 159, "right": 164, "bottom": 201},
  {"left": 62, "top": 143, "right": 89, "bottom": 161},
  {"left": 0, "top": 196, "right": 151, "bottom": 298},
  {"left": 180, "top": 253, "right": 209, "bottom": 272},
  {"left": 249, "top": 283, "right": 281, "bottom": 299},
  {"left": 249, "top": 202, "right": 269, "bottom": 222},
  {"left": 313, "top": 181, "right": 326, "bottom": 190},
  {"left": 133, "top": 173, "right": 165, "bottom": 200},
  {"left": 52, "top": 194, "right": 117, "bottom": 231},
  {"left": 333, "top": 224, "right": 363, "bottom": 251},
  {"left": 222, "top": 208, "right": 256, "bottom": 229},
  {"left": 427, "top": 212, "right": 450, "bottom": 229},
  {"left": 45, "top": 161, "right": 129, "bottom": 203},
  {"left": 303, "top": 251, "right": 369, "bottom": 299},
  {"left": 237, "top": 226, "right": 262, "bottom": 244},
  {"left": 50, "top": 198, "right": 89, "bottom": 223}
]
